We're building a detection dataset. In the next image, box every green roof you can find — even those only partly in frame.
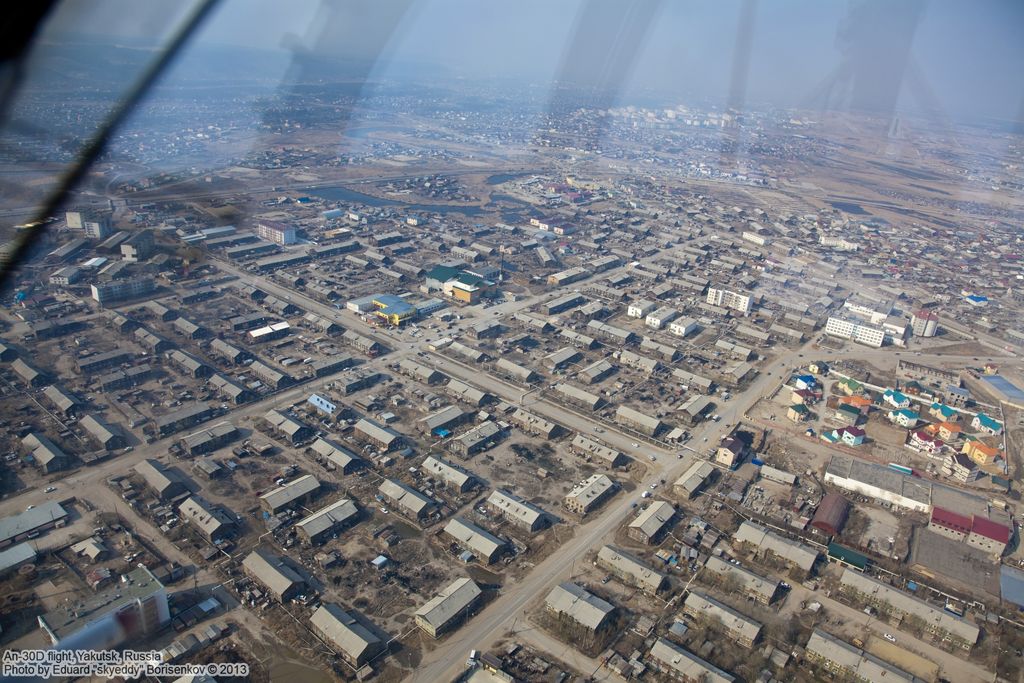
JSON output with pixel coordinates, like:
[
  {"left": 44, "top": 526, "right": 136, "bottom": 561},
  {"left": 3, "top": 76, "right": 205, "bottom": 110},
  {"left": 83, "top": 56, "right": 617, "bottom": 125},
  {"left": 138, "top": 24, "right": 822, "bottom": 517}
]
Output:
[{"left": 828, "top": 542, "right": 868, "bottom": 570}]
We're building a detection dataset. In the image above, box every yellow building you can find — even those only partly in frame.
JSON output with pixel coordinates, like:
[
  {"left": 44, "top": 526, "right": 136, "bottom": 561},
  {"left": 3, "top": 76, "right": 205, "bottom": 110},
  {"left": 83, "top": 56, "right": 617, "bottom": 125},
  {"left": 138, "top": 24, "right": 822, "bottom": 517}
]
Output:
[{"left": 962, "top": 440, "right": 1001, "bottom": 465}]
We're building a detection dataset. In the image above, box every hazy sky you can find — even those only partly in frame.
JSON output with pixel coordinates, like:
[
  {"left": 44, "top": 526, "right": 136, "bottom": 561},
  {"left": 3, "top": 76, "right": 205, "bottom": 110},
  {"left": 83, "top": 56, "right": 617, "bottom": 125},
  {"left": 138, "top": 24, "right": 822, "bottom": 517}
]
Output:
[{"left": 42, "top": 0, "right": 1024, "bottom": 122}]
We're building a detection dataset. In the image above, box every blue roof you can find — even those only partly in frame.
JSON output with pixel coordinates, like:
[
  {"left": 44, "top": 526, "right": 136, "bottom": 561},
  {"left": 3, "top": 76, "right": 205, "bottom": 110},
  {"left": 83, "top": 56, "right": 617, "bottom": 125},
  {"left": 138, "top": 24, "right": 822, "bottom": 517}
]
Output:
[
  {"left": 976, "top": 413, "right": 1003, "bottom": 430},
  {"left": 894, "top": 408, "right": 919, "bottom": 419},
  {"left": 966, "top": 294, "right": 988, "bottom": 303},
  {"left": 1001, "top": 565, "right": 1024, "bottom": 608}
]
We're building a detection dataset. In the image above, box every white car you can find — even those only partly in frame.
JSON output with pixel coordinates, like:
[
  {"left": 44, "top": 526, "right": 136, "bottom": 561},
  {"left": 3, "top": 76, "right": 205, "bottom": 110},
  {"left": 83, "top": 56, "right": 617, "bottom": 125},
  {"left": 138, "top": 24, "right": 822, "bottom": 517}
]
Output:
[
  {"left": 631, "top": 442, "right": 640, "bottom": 448},
  {"left": 883, "top": 633, "right": 897, "bottom": 643},
  {"left": 44, "top": 486, "right": 57, "bottom": 493}
]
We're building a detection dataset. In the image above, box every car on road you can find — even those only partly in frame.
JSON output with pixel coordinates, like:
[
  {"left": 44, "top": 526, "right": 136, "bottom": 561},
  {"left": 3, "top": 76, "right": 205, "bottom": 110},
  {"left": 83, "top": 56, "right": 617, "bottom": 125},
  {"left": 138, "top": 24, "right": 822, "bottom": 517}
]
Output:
[
  {"left": 631, "top": 442, "right": 639, "bottom": 448},
  {"left": 44, "top": 486, "right": 57, "bottom": 493},
  {"left": 641, "top": 491, "right": 651, "bottom": 499},
  {"left": 649, "top": 483, "right": 658, "bottom": 489},
  {"left": 883, "top": 633, "right": 897, "bottom": 643},
  {"left": 25, "top": 505, "right": 35, "bottom": 511}
]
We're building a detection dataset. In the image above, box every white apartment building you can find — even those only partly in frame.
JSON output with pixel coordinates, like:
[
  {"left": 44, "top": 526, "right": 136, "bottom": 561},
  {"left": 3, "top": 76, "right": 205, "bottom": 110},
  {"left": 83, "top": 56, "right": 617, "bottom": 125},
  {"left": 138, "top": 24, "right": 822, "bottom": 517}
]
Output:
[
  {"left": 645, "top": 307, "right": 679, "bottom": 330},
  {"left": 627, "top": 299, "right": 656, "bottom": 318},
  {"left": 706, "top": 287, "right": 752, "bottom": 315},
  {"left": 824, "top": 315, "right": 885, "bottom": 348},
  {"left": 255, "top": 220, "right": 297, "bottom": 245}
]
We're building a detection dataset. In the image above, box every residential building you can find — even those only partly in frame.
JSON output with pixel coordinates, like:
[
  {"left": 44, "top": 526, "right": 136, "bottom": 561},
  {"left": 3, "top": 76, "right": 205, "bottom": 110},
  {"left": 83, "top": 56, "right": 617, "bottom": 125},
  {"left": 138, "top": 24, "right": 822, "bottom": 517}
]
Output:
[
  {"left": 596, "top": 545, "right": 666, "bottom": 594},
  {"left": 838, "top": 569, "right": 979, "bottom": 649},
  {"left": 414, "top": 577, "right": 482, "bottom": 638},
  {"left": 443, "top": 517, "right": 508, "bottom": 564},
  {"left": 564, "top": 474, "right": 617, "bottom": 515},
  {"left": 544, "top": 582, "right": 615, "bottom": 633},
  {"left": 683, "top": 590, "right": 762, "bottom": 647},
  {"left": 378, "top": 479, "right": 437, "bottom": 522},
  {"left": 706, "top": 287, "right": 752, "bottom": 315},
  {"left": 259, "top": 475, "right": 321, "bottom": 514},
  {"left": 91, "top": 276, "right": 155, "bottom": 305},
  {"left": 627, "top": 501, "right": 675, "bottom": 544},
  {"left": 485, "top": 489, "right": 549, "bottom": 533},
  {"left": 648, "top": 638, "right": 735, "bottom": 683},
  {"left": 242, "top": 549, "right": 305, "bottom": 602},
  {"left": 705, "top": 556, "right": 779, "bottom": 604},
  {"left": 674, "top": 461, "right": 715, "bottom": 499},
  {"left": 255, "top": 220, "right": 297, "bottom": 245},
  {"left": 805, "top": 629, "right": 918, "bottom": 682},
  {"left": 178, "top": 496, "right": 235, "bottom": 542},
  {"left": 133, "top": 459, "right": 191, "bottom": 500},
  {"left": 296, "top": 499, "right": 360, "bottom": 546},
  {"left": 309, "top": 604, "right": 385, "bottom": 668},
  {"left": 824, "top": 315, "right": 885, "bottom": 347}
]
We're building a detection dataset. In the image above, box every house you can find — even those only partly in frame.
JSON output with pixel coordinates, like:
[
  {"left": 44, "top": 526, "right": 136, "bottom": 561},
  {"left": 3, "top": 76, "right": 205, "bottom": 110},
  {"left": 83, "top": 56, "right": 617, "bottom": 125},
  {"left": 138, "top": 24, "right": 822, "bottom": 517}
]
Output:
[
  {"left": 259, "top": 475, "right": 321, "bottom": 514},
  {"left": 838, "top": 395, "right": 872, "bottom": 414},
  {"left": 941, "top": 453, "right": 980, "bottom": 483},
  {"left": 945, "top": 385, "right": 971, "bottom": 408},
  {"left": 834, "top": 403, "right": 861, "bottom": 423},
  {"left": 835, "top": 426, "right": 865, "bottom": 447},
  {"left": 486, "top": 489, "right": 549, "bottom": 533},
  {"left": 133, "top": 459, "right": 191, "bottom": 500},
  {"left": 787, "top": 404, "right": 810, "bottom": 423},
  {"left": 808, "top": 361, "right": 829, "bottom": 375},
  {"left": 674, "top": 461, "right": 715, "bottom": 499},
  {"left": 928, "top": 402, "right": 959, "bottom": 423},
  {"left": 908, "top": 430, "right": 943, "bottom": 456},
  {"left": 935, "top": 422, "right": 963, "bottom": 442},
  {"left": 716, "top": 437, "right": 744, "bottom": 469},
  {"left": 883, "top": 389, "right": 910, "bottom": 409},
  {"left": 791, "top": 389, "right": 817, "bottom": 405},
  {"left": 972, "top": 413, "right": 1003, "bottom": 436},
  {"left": 962, "top": 440, "right": 1001, "bottom": 465},
  {"left": 888, "top": 409, "right": 919, "bottom": 428},
  {"left": 794, "top": 375, "right": 817, "bottom": 391},
  {"left": 836, "top": 377, "right": 864, "bottom": 395}
]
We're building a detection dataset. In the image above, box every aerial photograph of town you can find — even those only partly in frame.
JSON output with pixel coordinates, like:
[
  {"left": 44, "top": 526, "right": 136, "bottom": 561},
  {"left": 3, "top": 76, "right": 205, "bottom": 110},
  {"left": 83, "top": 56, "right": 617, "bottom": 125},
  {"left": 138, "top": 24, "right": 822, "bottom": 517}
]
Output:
[{"left": 0, "top": 1, "right": 1022, "bottom": 682}]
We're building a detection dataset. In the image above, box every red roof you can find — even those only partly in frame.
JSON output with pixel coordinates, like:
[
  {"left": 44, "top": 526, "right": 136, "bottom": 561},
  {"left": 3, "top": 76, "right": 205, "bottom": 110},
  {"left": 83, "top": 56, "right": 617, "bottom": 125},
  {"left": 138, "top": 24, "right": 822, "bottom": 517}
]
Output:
[
  {"left": 971, "top": 516, "right": 1010, "bottom": 544},
  {"left": 931, "top": 506, "right": 971, "bottom": 534}
]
